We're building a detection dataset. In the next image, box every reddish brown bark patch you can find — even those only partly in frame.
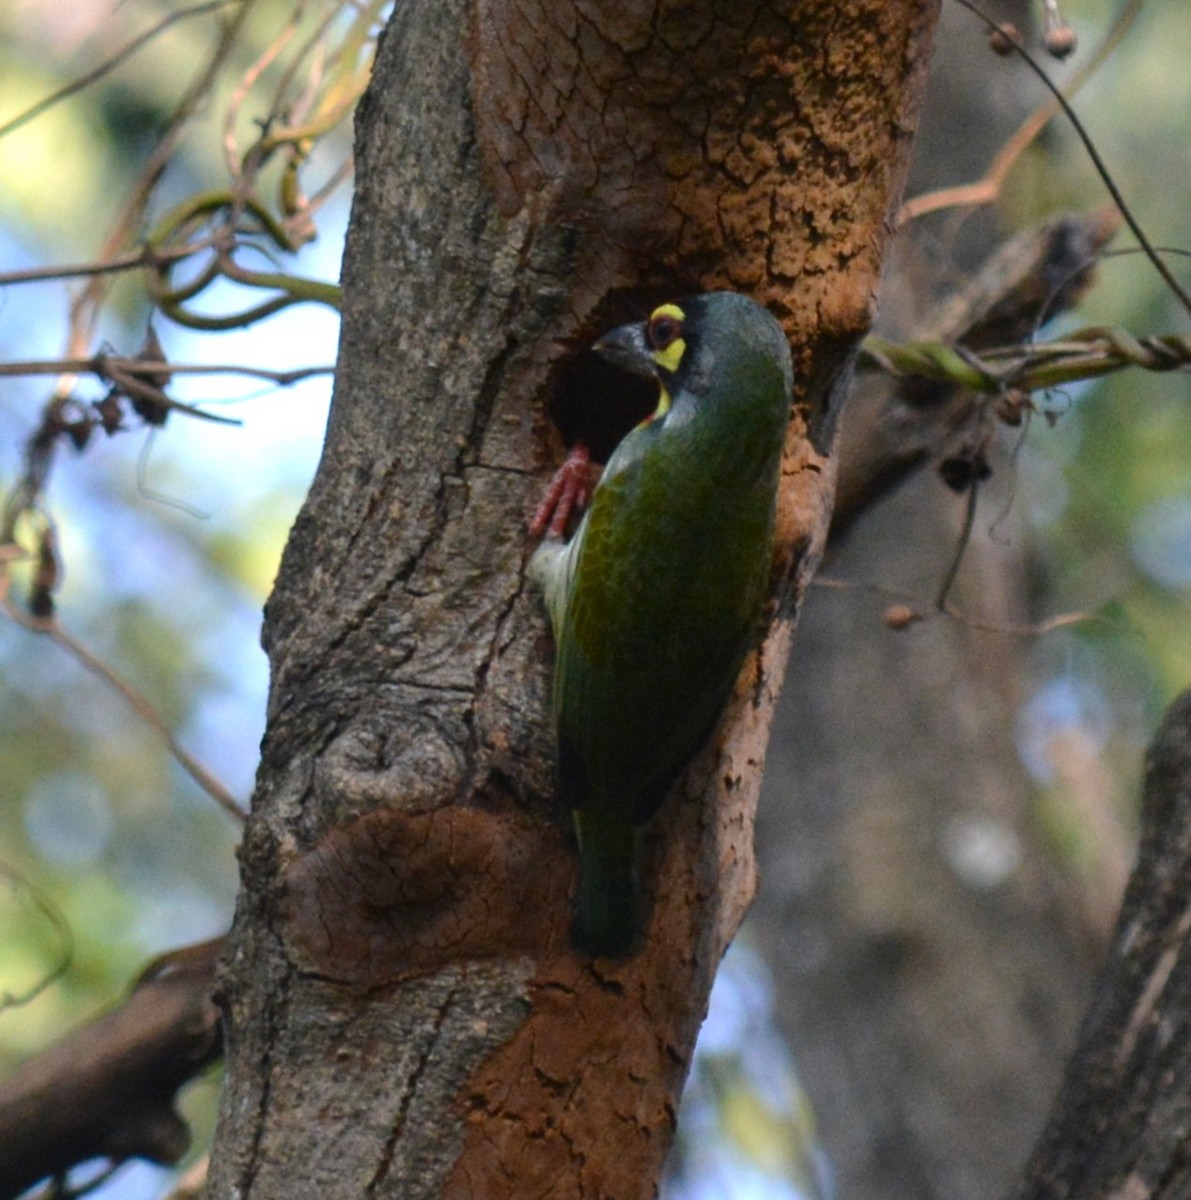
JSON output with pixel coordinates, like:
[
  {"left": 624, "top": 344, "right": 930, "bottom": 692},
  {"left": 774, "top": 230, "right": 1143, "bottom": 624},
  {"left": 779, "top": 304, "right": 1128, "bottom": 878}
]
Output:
[
  {"left": 470, "top": 1, "right": 924, "bottom": 334},
  {"left": 447, "top": 957, "right": 691, "bottom": 1200},
  {"left": 285, "top": 807, "right": 575, "bottom": 985}
]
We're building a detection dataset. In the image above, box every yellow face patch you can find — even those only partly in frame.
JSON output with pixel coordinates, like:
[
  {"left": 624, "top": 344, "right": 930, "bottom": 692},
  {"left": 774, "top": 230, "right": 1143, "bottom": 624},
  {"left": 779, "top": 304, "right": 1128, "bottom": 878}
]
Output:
[{"left": 648, "top": 303, "right": 686, "bottom": 375}]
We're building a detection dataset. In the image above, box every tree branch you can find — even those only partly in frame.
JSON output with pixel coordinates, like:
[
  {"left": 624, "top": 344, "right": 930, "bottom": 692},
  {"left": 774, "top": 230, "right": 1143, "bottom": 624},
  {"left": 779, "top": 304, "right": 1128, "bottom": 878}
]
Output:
[
  {"left": 833, "top": 206, "right": 1119, "bottom": 540},
  {"left": 898, "top": 0, "right": 1142, "bottom": 224},
  {"left": 0, "top": 356, "right": 334, "bottom": 388},
  {"left": 0, "top": 940, "right": 223, "bottom": 1200}
]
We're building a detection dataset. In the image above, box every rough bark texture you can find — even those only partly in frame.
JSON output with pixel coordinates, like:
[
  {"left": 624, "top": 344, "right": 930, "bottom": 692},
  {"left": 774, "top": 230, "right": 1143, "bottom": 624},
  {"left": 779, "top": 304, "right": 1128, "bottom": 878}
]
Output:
[{"left": 205, "top": 1, "right": 938, "bottom": 1197}]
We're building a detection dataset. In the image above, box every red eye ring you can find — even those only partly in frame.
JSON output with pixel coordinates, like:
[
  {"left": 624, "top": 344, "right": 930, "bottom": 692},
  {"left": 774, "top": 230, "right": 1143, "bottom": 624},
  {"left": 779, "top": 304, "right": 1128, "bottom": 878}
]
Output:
[{"left": 647, "top": 315, "right": 682, "bottom": 351}]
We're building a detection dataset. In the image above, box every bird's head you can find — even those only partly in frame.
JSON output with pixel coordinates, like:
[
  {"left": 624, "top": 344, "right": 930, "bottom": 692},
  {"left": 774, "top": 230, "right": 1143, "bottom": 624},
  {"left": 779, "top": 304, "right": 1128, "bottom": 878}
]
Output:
[{"left": 593, "top": 293, "right": 792, "bottom": 426}]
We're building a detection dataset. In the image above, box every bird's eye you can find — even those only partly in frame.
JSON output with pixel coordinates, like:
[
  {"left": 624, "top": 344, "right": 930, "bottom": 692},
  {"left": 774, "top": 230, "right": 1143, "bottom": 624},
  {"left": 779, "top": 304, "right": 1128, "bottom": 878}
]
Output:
[{"left": 647, "top": 314, "right": 682, "bottom": 351}]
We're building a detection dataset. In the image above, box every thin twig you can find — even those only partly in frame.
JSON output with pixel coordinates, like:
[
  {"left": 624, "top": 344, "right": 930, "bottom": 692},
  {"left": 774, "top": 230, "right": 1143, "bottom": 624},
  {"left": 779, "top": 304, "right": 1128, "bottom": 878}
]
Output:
[
  {"left": 0, "top": 242, "right": 207, "bottom": 289},
  {"left": 303, "top": 154, "right": 355, "bottom": 216},
  {"left": 950, "top": 0, "right": 1191, "bottom": 321},
  {"left": 934, "top": 480, "right": 980, "bottom": 611},
  {"left": 899, "top": 0, "right": 1142, "bottom": 224},
  {"left": 0, "top": 585, "right": 246, "bottom": 824},
  {"left": 0, "top": 357, "right": 335, "bottom": 386},
  {"left": 68, "top": 0, "right": 259, "bottom": 356},
  {"left": 222, "top": 1, "right": 307, "bottom": 178},
  {"left": 0, "top": 0, "right": 241, "bottom": 141},
  {"left": 262, "top": 0, "right": 357, "bottom": 150},
  {"left": 0, "top": 864, "right": 74, "bottom": 1009},
  {"left": 813, "top": 575, "right": 1118, "bottom": 639}
]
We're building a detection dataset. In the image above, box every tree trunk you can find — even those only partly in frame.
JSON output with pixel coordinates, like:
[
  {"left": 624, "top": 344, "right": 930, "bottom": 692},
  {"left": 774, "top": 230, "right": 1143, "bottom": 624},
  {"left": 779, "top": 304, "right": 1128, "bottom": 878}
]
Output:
[
  {"left": 1011, "top": 689, "right": 1191, "bottom": 1200},
  {"left": 205, "top": 1, "right": 938, "bottom": 1196}
]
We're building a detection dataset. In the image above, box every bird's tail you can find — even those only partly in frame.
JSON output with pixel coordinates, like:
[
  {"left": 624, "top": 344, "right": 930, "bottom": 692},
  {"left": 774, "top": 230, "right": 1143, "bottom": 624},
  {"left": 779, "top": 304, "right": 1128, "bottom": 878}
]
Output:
[{"left": 573, "top": 806, "right": 640, "bottom": 958}]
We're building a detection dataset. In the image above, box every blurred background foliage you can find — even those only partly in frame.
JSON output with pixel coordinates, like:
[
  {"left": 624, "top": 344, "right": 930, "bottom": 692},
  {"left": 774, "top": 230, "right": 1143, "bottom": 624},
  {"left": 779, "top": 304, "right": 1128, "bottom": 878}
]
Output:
[
  {"left": 1, "top": 1, "right": 1190, "bottom": 1198},
  {"left": 1001, "top": 1, "right": 1191, "bottom": 889},
  {"left": 0, "top": 0, "right": 355, "bottom": 1193}
]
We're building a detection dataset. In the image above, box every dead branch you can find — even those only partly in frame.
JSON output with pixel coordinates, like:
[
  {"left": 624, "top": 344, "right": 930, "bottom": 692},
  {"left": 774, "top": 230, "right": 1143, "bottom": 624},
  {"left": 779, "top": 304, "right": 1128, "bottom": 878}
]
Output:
[
  {"left": 67, "top": 3, "right": 254, "bottom": 358},
  {"left": 833, "top": 206, "right": 1120, "bottom": 540},
  {"left": 0, "top": 242, "right": 207, "bottom": 288},
  {"left": 0, "top": 939, "right": 224, "bottom": 1200}
]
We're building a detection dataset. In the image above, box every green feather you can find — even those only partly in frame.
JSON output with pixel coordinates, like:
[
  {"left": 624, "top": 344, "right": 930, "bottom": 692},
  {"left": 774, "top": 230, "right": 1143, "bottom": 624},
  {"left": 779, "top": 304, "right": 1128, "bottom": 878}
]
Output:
[{"left": 531, "top": 292, "right": 792, "bottom": 956}]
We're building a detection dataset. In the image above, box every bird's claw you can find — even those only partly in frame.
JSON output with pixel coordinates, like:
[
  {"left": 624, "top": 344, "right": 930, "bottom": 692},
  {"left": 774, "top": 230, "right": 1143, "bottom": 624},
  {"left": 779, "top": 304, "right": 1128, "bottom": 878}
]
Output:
[{"left": 530, "top": 442, "right": 600, "bottom": 540}]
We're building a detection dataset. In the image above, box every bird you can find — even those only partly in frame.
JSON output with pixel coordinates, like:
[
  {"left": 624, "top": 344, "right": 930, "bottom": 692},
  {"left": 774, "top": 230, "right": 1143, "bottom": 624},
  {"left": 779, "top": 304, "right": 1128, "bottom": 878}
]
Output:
[{"left": 530, "top": 292, "right": 793, "bottom": 957}]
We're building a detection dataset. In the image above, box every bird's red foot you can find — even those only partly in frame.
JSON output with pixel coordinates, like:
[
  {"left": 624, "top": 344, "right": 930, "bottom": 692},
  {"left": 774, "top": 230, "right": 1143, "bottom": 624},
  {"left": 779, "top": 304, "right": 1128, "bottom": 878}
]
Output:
[{"left": 530, "top": 442, "right": 601, "bottom": 539}]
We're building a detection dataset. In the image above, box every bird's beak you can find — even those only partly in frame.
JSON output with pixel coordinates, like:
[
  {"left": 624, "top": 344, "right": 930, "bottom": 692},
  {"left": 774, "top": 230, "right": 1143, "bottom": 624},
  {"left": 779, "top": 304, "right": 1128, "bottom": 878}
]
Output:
[{"left": 593, "top": 320, "right": 655, "bottom": 378}]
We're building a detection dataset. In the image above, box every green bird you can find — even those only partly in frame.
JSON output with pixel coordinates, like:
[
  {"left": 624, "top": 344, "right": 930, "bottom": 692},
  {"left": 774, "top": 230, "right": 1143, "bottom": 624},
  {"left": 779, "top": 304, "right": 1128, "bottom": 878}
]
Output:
[{"left": 531, "top": 291, "right": 793, "bottom": 957}]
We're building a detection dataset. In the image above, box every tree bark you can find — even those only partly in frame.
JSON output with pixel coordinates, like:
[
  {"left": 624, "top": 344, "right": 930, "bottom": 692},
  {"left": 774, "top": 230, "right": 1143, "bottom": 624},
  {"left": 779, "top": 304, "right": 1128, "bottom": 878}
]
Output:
[
  {"left": 1013, "top": 689, "right": 1191, "bottom": 1200},
  {"left": 205, "top": 1, "right": 938, "bottom": 1197}
]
